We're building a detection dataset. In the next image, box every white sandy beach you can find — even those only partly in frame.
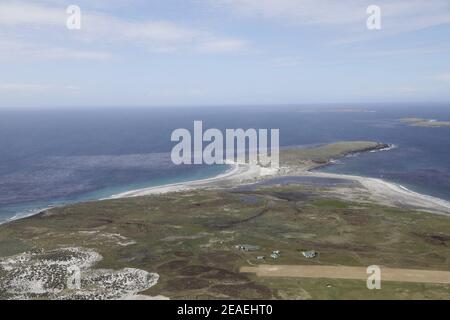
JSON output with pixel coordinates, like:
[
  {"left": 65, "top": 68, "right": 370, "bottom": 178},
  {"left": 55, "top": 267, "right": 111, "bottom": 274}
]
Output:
[
  {"left": 307, "top": 171, "right": 450, "bottom": 215},
  {"left": 109, "top": 162, "right": 241, "bottom": 198},
  {"left": 110, "top": 160, "right": 450, "bottom": 216},
  {"left": 110, "top": 161, "right": 279, "bottom": 198}
]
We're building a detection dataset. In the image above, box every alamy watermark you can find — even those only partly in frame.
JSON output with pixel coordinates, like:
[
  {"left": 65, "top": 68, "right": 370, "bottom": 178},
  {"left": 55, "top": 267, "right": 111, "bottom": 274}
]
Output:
[
  {"left": 367, "top": 5, "right": 382, "bottom": 30},
  {"left": 65, "top": 4, "right": 379, "bottom": 32},
  {"left": 170, "top": 121, "right": 280, "bottom": 168},
  {"left": 66, "top": 5, "right": 81, "bottom": 30},
  {"left": 67, "top": 265, "right": 81, "bottom": 290},
  {"left": 367, "top": 265, "right": 382, "bottom": 289}
]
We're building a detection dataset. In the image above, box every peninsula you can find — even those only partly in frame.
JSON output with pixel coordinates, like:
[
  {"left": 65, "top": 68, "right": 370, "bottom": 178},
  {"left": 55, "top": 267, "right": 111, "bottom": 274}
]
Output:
[{"left": 1, "top": 141, "right": 450, "bottom": 300}]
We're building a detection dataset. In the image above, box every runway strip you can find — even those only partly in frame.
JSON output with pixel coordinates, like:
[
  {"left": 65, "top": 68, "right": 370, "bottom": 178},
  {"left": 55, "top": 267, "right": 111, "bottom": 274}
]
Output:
[{"left": 241, "top": 265, "right": 450, "bottom": 284}]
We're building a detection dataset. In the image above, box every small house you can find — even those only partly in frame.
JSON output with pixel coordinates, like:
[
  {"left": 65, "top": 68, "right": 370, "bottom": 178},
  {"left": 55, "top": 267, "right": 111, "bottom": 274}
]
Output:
[
  {"left": 302, "top": 250, "right": 317, "bottom": 259},
  {"left": 235, "top": 244, "right": 261, "bottom": 252},
  {"left": 270, "top": 250, "right": 281, "bottom": 259}
]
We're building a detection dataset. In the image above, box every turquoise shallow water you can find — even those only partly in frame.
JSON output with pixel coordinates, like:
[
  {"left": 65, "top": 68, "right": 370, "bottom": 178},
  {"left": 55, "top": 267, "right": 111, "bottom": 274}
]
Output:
[
  {"left": 1, "top": 104, "right": 450, "bottom": 222},
  {"left": 0, "top": 163, "right": 228, "bottom": 223}
]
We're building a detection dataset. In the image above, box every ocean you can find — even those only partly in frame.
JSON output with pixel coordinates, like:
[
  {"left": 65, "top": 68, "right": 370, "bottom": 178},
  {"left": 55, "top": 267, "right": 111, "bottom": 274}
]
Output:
[{"left": 1, "top": 104, "right": 449, "bottom": 223}]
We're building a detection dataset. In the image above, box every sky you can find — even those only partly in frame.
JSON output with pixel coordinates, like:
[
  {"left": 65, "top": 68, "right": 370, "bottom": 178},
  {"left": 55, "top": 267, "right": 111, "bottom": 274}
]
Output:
[{"left": 0, "top": 0, "right": 450, "bottom": 108}]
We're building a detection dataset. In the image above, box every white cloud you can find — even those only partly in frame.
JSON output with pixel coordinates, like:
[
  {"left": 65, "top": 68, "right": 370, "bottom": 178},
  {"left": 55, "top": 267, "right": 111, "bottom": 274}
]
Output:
[
  {"left": 147, "top": 88, "right": 207, "bottom": 98},
  {"left": 269, "top": 56, "right": 303, "bottom": 67},
  {"left": 0, "top": 1, "right": 248, "bottom": 57},
  {"left": 214, "top": 0, "right": 364, "bottom": 25},
  {"left": 435, "top": 73, "right": 450, "bottom": 82},
  {"left": 0, "top": 83, "right": 79, "bottom": 93},
  {"left": 196, "top": 38, "right": 248, "bottom": 53},
  {"left": 214, "top": 0, "right": 450, "bottom": 42},
  {"left": 361, "top": 45, "right": 450, "bottom": 58},
  {"left": 394, "top": 86, "right": 418, "bottom": 94},
  {"left": 0, "top": 2, "right": 64, "bottom": 26},
  {"left": 32, "top": 47, "right": 112, "bottom": 60},
  {"left": 0, "top": 39, "right": 112, "bottom": 60}
]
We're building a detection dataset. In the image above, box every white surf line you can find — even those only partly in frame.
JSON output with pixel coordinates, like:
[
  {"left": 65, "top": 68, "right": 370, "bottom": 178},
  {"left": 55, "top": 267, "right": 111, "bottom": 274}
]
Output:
[
  {"left": 108, "top": 162, "right": 241, "bottom": 199},
  {"left": 367, "top": 177, "right": 450, "bottom": 212},
  {"left": 1, "top": 164, "right": 245, "bottom": 225},
  {"left": 109, "top": 158, "right": 450, "bottom": 215},
  {"left": 309, "top": 170, "right": 450, "bottom": 215},
  {"left": 370, "top": 144, "right": 397, "bottom": 153},
  {"left": 0, "top": 204, "right": 59, "bottom": 226}
]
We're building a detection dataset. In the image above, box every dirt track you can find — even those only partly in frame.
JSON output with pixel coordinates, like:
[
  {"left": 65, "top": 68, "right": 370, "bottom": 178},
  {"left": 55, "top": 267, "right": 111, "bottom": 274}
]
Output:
[{"left": 241, "top": 265, "right": 450, "bottom": 284}]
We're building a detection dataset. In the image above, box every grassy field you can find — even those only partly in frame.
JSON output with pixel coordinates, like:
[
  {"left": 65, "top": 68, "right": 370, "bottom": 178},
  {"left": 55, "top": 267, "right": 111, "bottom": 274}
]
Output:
[
  {"left": 1, "top": 183, "right": 449, "bottom": 299},
  {"left": 0, "top": 141, "right": 448, "bottom": 299},
  {"left": 280, "top": 141, "right": 388, "bottom": 167}
]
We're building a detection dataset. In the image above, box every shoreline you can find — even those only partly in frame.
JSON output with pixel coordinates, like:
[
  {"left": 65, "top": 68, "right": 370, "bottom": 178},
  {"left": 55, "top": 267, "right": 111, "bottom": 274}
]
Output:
[
  {"left": 0, "top": 164, "right": 236, "bottom": 226},
  {"left": 107, "top": 162, "right": 241, "bottom": 198},
  {"left": 107, "top": 143, "right": 450, "bottom": 215},
  {"left": 3, "top": 143, "right": 450, "bottom": 226},
  {"left": 306, "top": 170, "right": 450, "bottom": 215},
  {"left": 108, "top": 143, "right": 399, "bottom": 199},
  {"left": 108, "top": 160, "right": 279, "bottom": 199},
  {"left": 108, "top": 166, "right": 450, "bottom": 216}
]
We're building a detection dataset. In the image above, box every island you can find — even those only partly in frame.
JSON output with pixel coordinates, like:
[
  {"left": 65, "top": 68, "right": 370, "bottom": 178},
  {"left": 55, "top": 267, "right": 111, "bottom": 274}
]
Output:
[
  {"left": 400, "top": 118, "right": 450, "bottom": 127},
  {"left": 1, "top": 141, "right": 449, "bottom": 300}
]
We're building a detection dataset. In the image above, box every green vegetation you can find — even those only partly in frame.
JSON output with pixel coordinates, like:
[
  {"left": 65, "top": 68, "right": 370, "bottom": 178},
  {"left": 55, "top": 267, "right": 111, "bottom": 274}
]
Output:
[
  {"left": 0, "top": 141, "right": 448, "bottom": 300},
  {"left": 1, "top": 183, "right": 449, "bottom": 299},
  {"left": 281, "top": 141, "right": 388, "bottom": 167}
]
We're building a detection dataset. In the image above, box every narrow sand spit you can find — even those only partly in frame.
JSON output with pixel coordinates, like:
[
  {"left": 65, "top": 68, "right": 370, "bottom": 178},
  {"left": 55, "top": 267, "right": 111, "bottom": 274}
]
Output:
[
  {"left": 109, "top": 162, "right": 276, "bottom": 198},
  {"left": 307, "top": 170, "right": 450, "bottom": 215},
  {"left": 110, "top": 160, "right": 450, "bottom": 215}
]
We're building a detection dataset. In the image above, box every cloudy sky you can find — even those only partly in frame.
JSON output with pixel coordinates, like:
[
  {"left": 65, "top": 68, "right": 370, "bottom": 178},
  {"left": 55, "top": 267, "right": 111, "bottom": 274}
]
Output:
[{"left": 1, "top": 0, "right": 450, "bottom": 108}]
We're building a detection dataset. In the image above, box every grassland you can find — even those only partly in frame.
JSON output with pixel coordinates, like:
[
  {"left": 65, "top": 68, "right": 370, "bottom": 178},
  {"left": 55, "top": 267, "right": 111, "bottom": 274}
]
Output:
[
  {"left": 0, "top": 141, "right": 449, "bottom": 300},
  {"left": 280, "top": 141, "right": 388, "bottom": 168},
  {"left": 1, "top": 185, "right": 449, "bottom": 299}
]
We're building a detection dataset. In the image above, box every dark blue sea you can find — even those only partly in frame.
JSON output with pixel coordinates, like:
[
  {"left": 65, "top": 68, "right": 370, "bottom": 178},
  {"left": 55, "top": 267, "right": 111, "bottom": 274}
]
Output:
[{"left": 1, "top": 104, "right": 449, "bottom": 223}]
